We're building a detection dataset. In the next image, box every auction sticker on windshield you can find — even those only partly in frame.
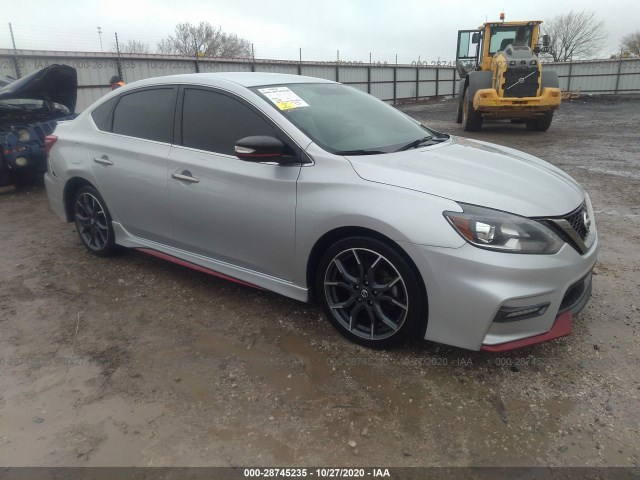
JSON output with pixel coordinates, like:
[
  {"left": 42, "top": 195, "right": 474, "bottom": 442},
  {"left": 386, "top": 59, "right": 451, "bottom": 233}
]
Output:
[{"left": 258, "top": 87, "right": 309, "bottom": 110}]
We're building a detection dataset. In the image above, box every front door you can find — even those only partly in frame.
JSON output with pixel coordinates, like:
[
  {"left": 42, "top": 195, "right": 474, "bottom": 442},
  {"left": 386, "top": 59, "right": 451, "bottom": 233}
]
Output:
[{"left": 167, "top": 87, "right": 300, "bottom": 281}]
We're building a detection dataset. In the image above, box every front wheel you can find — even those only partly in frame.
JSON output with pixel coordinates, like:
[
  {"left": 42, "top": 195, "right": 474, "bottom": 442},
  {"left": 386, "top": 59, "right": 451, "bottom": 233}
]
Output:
[
  {"left": 462, "top": 89, "right": 483, "bottom": 131},
  {"left": 73, "top": 185, "right": 117, "bottom": 257},
  {"left": 526, "top": 112, "right": 554, "bottom": 131},
  {"left": 316, "top": 237, "right": 426, "bottom": 348}
]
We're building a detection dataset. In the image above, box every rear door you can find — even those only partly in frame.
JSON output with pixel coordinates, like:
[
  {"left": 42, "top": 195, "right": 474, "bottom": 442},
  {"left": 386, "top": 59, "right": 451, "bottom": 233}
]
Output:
[
  {"left": 167, "top": 86, "right": 300, "bottom": 280},
  {"left": 88, "top": 86, "right": 177, "bottom": 244}
]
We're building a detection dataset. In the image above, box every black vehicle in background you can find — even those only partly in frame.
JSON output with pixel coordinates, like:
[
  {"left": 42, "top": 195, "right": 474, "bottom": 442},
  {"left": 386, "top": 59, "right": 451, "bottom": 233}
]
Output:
[{"left": 0, "top": 64, "right": 77, "bottom": 188}]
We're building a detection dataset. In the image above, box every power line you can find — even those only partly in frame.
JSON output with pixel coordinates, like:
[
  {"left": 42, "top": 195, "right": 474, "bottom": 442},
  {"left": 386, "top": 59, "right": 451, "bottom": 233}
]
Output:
[{"left": 0, "top": 23, "right": 444, "bottom": 64}]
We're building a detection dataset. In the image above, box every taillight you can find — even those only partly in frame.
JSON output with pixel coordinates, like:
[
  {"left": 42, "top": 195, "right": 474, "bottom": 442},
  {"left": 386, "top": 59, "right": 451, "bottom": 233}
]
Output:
[{"left": 44, "top": 135, "right": 58, "bottom": 157}]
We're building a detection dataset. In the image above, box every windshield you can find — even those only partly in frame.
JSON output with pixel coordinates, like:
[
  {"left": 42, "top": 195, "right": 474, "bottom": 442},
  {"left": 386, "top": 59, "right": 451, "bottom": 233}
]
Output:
[
  {"left": 252, "top": 83, "right": 435, "bottom": 154},
  {"left": 488, "top": 26, "right": 533, "bottom": 54}
]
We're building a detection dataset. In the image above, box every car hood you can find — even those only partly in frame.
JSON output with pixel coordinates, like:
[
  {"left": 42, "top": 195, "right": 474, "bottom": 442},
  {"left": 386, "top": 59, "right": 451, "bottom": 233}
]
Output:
[
  {"left": 0, "top": 64, "right": 77, "bottom": 113},
  {"left": 345, "top": 136, "right": 584, "bottom": 217}
]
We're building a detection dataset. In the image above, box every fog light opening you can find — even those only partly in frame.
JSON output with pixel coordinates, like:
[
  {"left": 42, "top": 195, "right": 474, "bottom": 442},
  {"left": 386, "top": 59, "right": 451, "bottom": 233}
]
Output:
[{"left": 494, "top": 303, "right": 550, "bottom": 323}]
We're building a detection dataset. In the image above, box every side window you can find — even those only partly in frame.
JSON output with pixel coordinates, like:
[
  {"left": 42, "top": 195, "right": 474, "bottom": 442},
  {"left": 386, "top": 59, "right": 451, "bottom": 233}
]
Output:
[
  {"left": 182, "top": 88, "right": 275, "bottom": 155},
  {"left": 90, "top": 96, "right": 117, "bottom": 132},
  {"left": 112, "top": 88, "right": 175, "bottom": 143}
]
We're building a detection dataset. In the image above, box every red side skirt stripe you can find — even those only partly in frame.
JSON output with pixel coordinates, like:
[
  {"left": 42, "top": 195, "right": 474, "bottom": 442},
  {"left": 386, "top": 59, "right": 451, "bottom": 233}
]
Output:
[{"left": 136, "top": 248, "right": 265, "bottom": 290}]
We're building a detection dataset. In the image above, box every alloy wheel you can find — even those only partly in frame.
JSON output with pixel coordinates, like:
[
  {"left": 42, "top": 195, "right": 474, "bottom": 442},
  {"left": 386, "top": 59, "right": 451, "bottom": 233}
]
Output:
[
  {"left": 75, "top": 192, "right": 109, "bottom": 251},
  {"left": 324, "top": 248, "right": 409, "bottom": 340}
]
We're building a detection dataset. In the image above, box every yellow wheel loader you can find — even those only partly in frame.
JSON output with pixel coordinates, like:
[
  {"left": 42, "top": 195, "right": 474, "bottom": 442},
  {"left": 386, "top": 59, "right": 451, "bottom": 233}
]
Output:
[{"left": 455, "top": 19, "right": 561, "bottom": 132}]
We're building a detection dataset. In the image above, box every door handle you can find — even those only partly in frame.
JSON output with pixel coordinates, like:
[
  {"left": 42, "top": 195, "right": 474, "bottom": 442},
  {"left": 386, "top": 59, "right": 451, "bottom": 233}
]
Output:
[
  {"left": 171, "top": 171, "right": 199, "bottom": 184},
  {"left": 93, "top": 155, "right": 113, "bottom": 166}
]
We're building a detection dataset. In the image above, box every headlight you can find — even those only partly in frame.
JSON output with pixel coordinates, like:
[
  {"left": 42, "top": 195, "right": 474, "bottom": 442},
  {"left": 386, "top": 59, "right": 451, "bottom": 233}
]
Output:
[
  {"left": 443, "top": 203, "right": 563, "bottom": 254},
  {"left": 18, "top": 129, "right": 32, "bottom": 142},
  {"left": 584, "top": 192, "right": 596, "bottom": 234}
]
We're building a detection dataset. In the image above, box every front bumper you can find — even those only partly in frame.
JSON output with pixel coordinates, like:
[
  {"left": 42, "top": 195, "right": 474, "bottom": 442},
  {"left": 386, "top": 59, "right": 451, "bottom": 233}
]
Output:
[
  {"left": 402, "top": 234, "right": 598, "bottom": 351},
  {"left": 473, "top": 87, "right": 561, "bottom": 117},
  {"left": 480, "top": 269, "right": 592, "bottom": 352}
]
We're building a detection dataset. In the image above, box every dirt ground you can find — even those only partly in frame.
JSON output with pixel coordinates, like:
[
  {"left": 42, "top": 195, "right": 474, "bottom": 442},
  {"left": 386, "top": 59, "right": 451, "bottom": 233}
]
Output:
[{"left": 0, "top": 96, "right": 639, "bottom": 468}]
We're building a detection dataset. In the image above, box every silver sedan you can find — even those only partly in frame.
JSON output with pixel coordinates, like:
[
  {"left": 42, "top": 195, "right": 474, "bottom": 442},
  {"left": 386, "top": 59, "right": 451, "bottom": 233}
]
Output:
[{"left": 44, "top": 73, "right": 597, "bottom": 350}]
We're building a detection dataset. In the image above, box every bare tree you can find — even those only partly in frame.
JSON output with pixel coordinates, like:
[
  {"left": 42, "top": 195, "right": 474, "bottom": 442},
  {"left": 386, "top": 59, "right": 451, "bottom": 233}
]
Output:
[
  {"left": 542, "top": 10, "right": 607, "bottom": 61},
  {"left": 111, "top": 39, "right": 151, "bottom": 54},
  {"left": 157, "top": 22, "right": 251, "bottom": 58},
  {"left": 621, "top": 32, "right": 640, "bottom": 57}
]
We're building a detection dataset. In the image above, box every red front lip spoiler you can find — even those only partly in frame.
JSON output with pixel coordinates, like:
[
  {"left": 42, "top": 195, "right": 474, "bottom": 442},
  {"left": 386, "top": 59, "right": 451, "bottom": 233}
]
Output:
[{"left": 480, "top": 310, "right": 573, "bottom": 352}]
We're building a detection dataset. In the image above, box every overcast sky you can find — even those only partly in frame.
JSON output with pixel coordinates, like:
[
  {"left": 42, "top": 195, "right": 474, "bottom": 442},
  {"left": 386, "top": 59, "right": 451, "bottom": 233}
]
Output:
[{"left": 2, "top": 0, "right": 638, "bottom": 62}]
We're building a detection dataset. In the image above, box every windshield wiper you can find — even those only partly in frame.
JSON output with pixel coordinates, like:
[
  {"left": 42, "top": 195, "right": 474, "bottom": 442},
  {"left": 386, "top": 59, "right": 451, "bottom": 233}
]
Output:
[
  {"left": 395, "top": 135, "right": 448, "bottom": 152},
  {"left": 335, "top": 149, "right": 387, "bottom": 156}
]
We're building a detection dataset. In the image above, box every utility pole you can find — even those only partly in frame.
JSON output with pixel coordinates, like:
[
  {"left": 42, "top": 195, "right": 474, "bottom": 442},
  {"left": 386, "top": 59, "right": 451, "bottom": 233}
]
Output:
[
  {"left": 9, "top": 23, "right": 21, "bottom": 78},
  {"left": 194, "top": 40, "right": 200, "bottom": 73},
  {"left": 97, "top": 26, "right": 103, "bottom": 52},
  {"left": 251, "top": 43, "right": 255, "bottom": 72},
  {"left": 114, "top": 32, "right": 123, "bottom": 81}
]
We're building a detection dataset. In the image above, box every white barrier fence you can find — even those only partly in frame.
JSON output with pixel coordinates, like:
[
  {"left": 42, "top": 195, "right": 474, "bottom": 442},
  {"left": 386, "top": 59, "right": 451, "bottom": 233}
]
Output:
[{"left": 1, "top": 49, "right": 639, "bottom": 112}]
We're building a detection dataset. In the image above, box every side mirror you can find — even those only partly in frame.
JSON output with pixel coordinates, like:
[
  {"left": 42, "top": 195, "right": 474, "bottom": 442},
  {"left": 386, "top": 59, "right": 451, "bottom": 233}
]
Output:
[
  {"left": 235, "top": 136, "right": 285, "bottom": 163},
  {"left": 542, "top": 34, "right": 550, "bottom": 47},
  {"left": 471, "top": 32, "right": 480, "bottom": 44}
]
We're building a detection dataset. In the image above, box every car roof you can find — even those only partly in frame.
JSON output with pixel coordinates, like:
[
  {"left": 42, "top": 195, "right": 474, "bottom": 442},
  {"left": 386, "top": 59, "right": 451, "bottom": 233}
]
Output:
[{"left": 128, "top": 72, "right": 336, "bottom": 89}]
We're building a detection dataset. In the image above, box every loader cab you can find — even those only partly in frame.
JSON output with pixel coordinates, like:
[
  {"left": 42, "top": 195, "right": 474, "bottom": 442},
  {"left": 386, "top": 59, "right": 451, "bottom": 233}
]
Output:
[{"left": 456, "top": 21, "right": 545, "bottom": 77}]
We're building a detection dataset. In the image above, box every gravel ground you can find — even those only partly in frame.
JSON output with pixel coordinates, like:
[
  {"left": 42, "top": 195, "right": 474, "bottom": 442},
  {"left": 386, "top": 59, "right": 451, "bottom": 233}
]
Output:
[{"left": 0, "top": 96, "right": 638, "bottom": 468}]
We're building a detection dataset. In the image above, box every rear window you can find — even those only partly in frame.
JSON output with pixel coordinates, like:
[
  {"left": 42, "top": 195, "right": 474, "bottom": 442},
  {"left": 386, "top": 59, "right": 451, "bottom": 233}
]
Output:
[
  {"left": 90, "top": 97, "right": 117, "bottom": 132},
  {"left": 112, "top": 88, "right": 175, "bottom": 143}
]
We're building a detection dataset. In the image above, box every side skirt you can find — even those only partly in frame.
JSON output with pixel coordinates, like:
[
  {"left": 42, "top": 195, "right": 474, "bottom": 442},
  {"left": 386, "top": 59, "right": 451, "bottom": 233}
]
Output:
[{"left": 111, "top": 221, "right": 310, "bottom": 302}]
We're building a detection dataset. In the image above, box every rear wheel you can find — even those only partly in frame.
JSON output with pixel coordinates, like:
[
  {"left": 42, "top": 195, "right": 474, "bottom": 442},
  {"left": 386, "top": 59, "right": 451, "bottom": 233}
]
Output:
[
  {"left": 462, "top": 89, "right": 483, "bottom": 131},
  {"left": 316, "top": 237, "right": 426, "bottom": 349},
  {"left": 73, "top": 186, "right": 117, "bottom": 257},
  {"left": 526, "top": 112, "right": 554, "bottom": 131}
]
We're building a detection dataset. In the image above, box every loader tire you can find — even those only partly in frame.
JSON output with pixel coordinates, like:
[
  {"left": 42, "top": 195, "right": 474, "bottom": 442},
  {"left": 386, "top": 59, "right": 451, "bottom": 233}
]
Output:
[
  {"left": 462, "top": 89, "right": 483, "bottom": 131},
  {"left": 456, "top": 97, "right": 463, "bottom": 123},
  {"left": 526, "top": 112, "right": 554, "bottom": 132}
]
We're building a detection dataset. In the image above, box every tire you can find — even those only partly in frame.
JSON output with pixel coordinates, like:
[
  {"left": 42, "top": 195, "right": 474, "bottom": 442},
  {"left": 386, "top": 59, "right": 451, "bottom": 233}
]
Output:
[
  {"left": 316, "top": 237, "right": 426, "bottom": 349},
  {"left": 462, "top": 88, "right": 483, "bottom": 131},
  {"left": 73, "top": 185, "right": 117, "bottom": 257},
  {"left": 526, "top": 112, "right": 554, "bottom": 132},
  {"left": 456, "top": 97, "right": 463, "bottom": 123}
]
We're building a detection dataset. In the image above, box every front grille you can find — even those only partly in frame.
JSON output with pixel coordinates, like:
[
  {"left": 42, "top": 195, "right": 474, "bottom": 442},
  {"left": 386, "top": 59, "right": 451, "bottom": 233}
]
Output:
[
  {"left": 41, "top": 120, "right": 57, "bottom": 136},
  {"left": 503, "top": 67, "right": 539, "bottom": 98},
  {"left": 538, "top": 202, "right": 592, "bottom": 255},
  {"left": 34, "top": 125, "right": 46, "bottom": 142},
  {"left": 565, "top": 206, "right": 588, "bottom": 240}
]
